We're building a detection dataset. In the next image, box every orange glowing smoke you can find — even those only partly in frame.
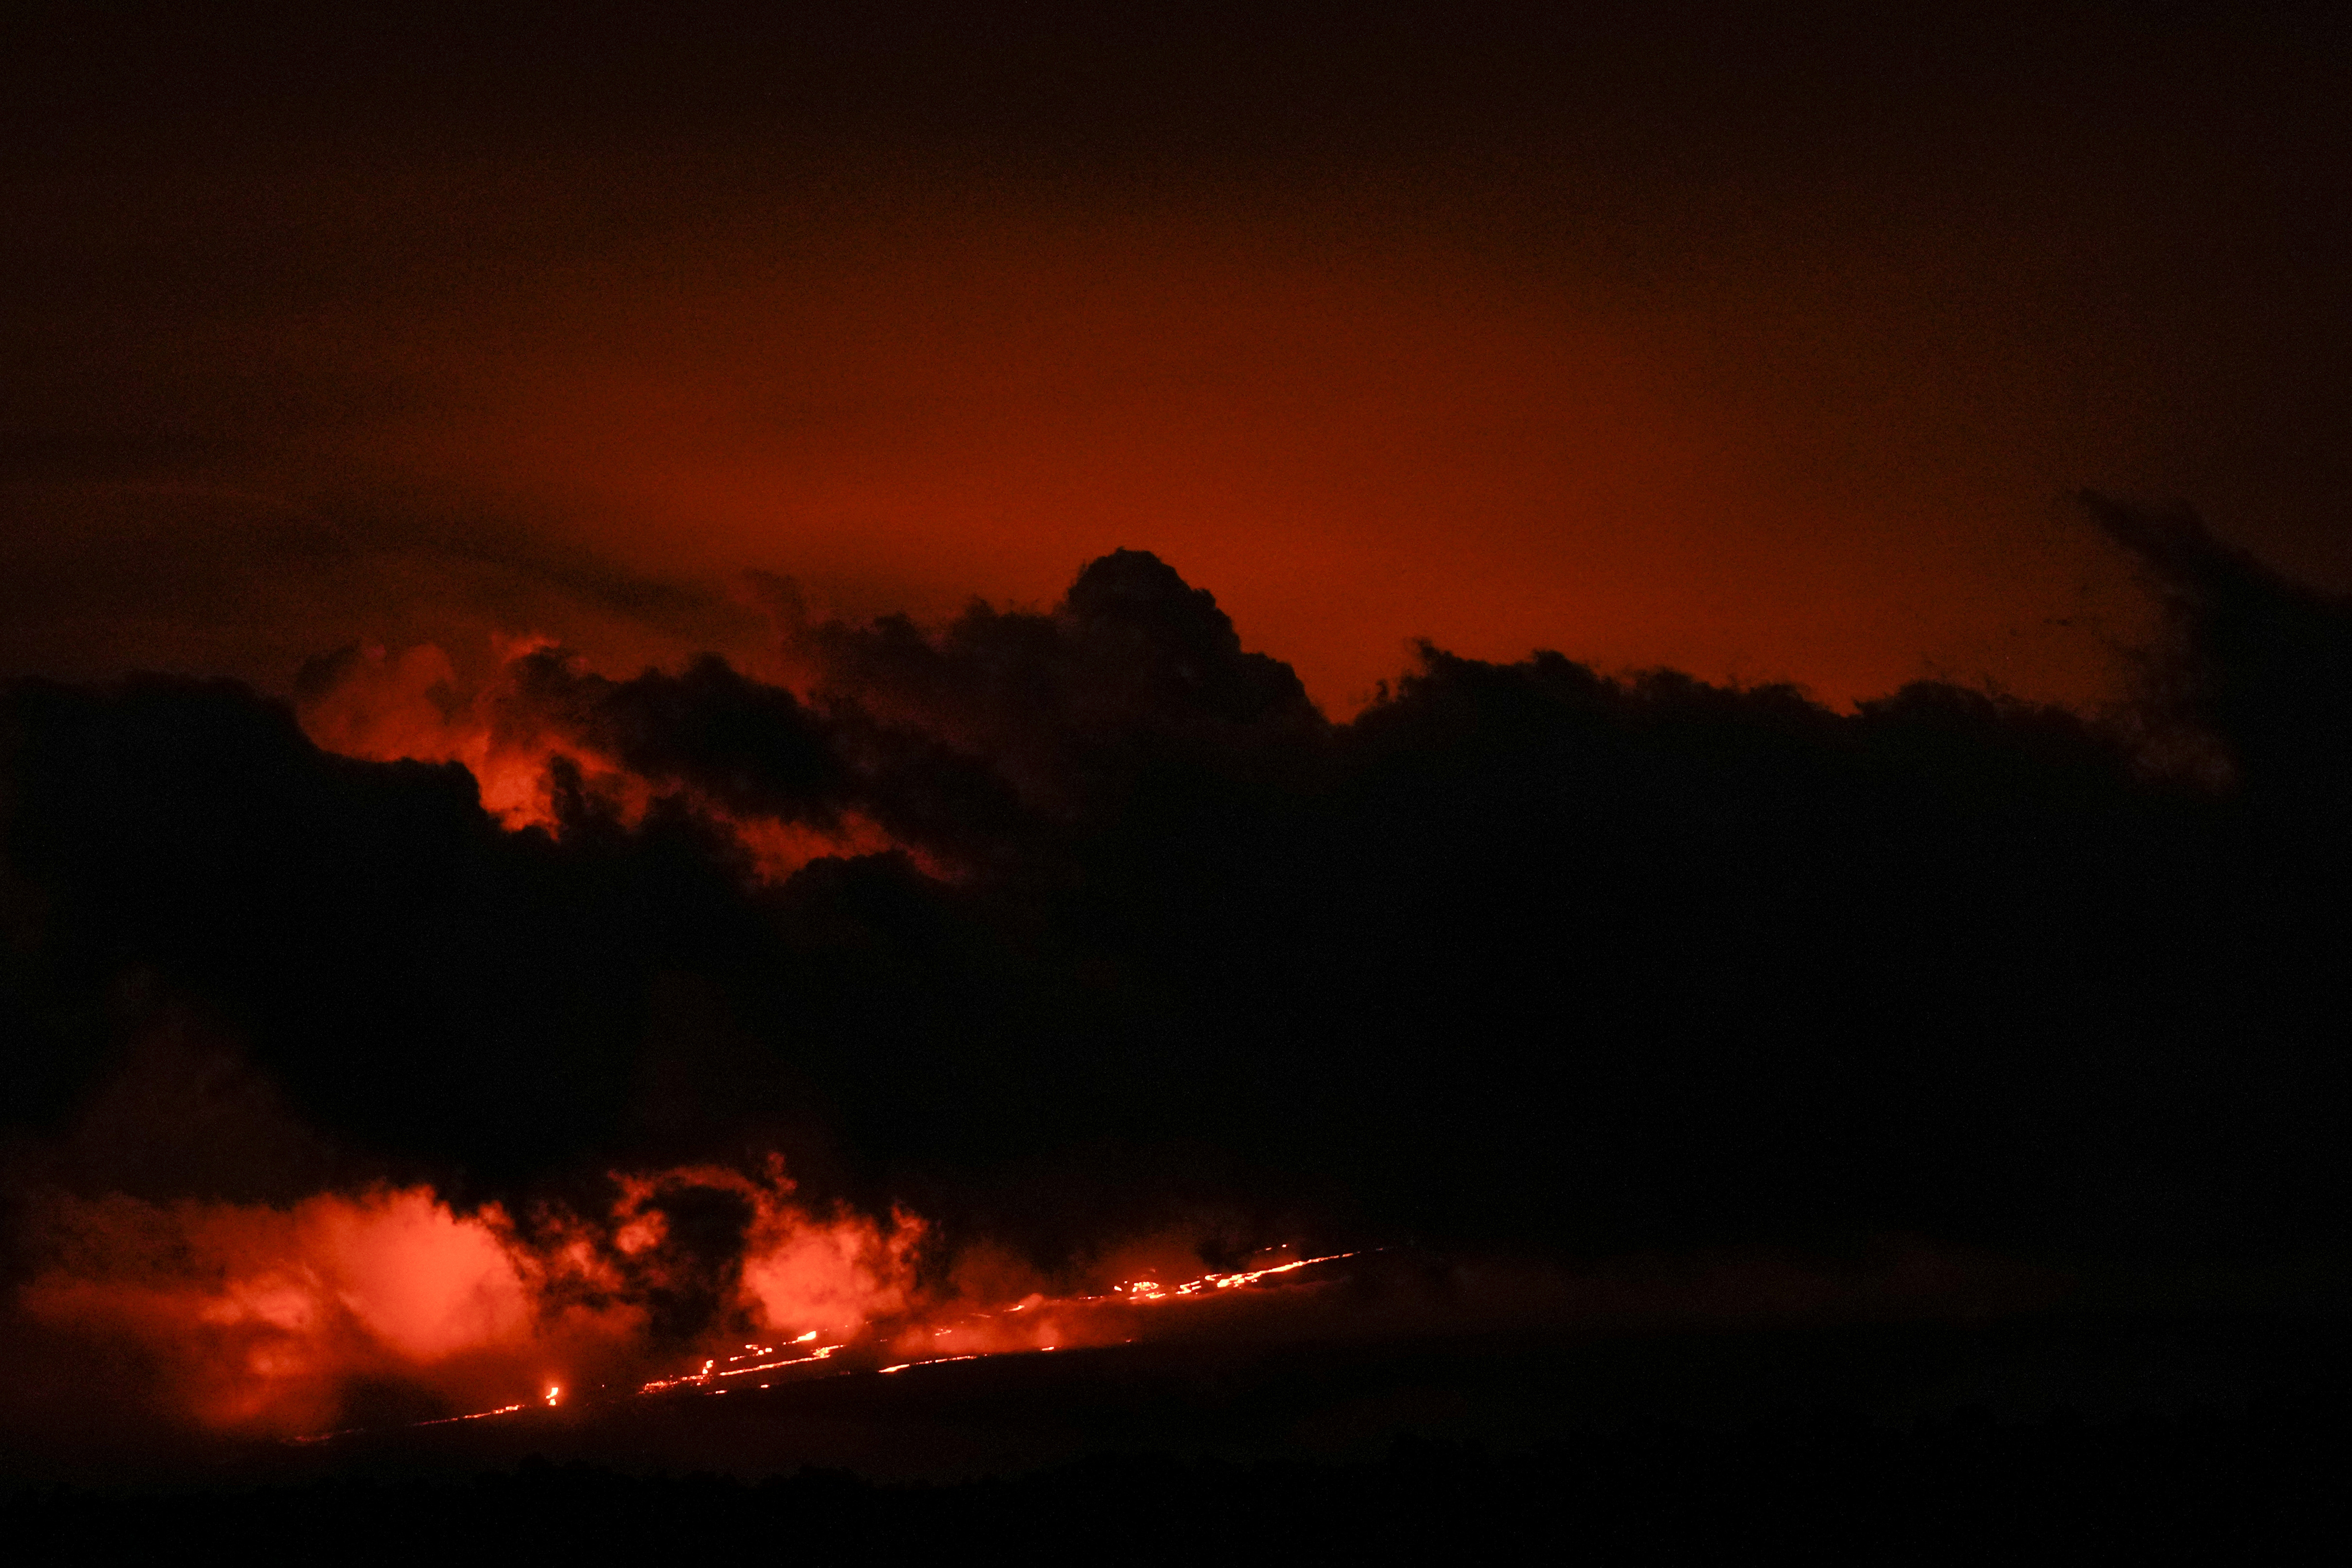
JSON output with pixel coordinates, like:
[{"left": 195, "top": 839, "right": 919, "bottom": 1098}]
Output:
[
  {"left": 17, "top": 1154, "right": 1374, "bottom": 1438},
  {"left": 19, "top": 1187, "right": 566, "bottom": 1435},
  {"left": 586, "top": 1161, "right": 925, "bottom": 1342},
  {"left": 17, "top": 1161, "right": 925, "bottom": 1437}
]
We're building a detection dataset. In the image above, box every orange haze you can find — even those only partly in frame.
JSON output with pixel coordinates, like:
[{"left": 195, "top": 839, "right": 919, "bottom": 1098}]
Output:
[
  {"left": 9, "top": 16, "right": 2352, "bottom": 714},
  {"left": 2, "top": 164, "right": 2222, "bottom": 716}
]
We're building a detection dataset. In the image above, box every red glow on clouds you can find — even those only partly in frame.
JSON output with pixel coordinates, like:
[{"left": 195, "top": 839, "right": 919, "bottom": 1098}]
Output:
[
  {"left": 296, "top": 641, "right": 569, "bottom": 829},
  {"left": 311, "top": 200, "right": 2161, "bottom": 721},
  {"left": 295, "top": 640, "right": 897, "bottom": 878}
]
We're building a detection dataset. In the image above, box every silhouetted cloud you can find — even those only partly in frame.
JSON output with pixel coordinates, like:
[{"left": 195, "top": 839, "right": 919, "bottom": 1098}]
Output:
[
  {"left": 6, "top": 535, "right": 2349, "bottom": 1307},
  {"left": 2086, "top": 492, "right": 2352, "bottom": 816}
]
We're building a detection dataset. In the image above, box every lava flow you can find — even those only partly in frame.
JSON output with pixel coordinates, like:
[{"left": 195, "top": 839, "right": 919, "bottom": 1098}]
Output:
[
  {"left": 300, "top": 1246, "right": 1369, "bottom": 1438},
  {"left": 860, "top": 1251, "right": 1364, "bottom": 1375},
  {"left": 648, "top": 1250, "right": 1364, "bottom": 1393}
]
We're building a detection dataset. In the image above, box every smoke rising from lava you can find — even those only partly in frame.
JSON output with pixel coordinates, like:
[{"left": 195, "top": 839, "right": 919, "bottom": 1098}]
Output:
[
  {"left": 14, "top": 1161, "right": 931, "bottom": 1437},
  {"left": 7, "top": 506, "right": 2352, "bottom": 1441}
]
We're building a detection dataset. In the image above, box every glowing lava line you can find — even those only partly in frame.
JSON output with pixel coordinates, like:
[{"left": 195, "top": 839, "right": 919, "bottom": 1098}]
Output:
[
  {"left": 638, "top": 1338, "right": 847, "bottom": 1395},
  {"left": 284, "top": 1246, "right": 1364, "bottom": 1442},
  {"left": 628, "top": 1248, "right": 1364, "bottom": 1398}
]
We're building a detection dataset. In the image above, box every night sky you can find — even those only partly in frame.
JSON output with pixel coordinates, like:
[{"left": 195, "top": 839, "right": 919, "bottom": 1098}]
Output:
[
  {"left": 4, "top": 3, "right": 2351, "bottom": 1545},
  {"left": 8, "top": 5, "right": 2349, "bottom": 709}
]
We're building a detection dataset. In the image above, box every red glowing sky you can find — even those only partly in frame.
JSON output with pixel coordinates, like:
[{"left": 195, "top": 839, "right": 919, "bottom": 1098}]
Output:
[{"left": 4, "top": 8, "right": 2347, "bottom": 712}]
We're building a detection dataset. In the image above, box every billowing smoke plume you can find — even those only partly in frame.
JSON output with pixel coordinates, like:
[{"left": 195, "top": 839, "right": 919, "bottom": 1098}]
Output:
[{"left": 5, "top": 513, "right": 2350, "bottom": 1439}]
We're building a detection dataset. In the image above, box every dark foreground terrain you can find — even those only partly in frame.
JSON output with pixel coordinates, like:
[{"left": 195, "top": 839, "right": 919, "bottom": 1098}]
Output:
[
  {"left": 9, "top": 1306, "right": 2346, "bottom": 1564},
  {"left": 9, "top": 1402, "right": 2342, "bottom": 1565}
]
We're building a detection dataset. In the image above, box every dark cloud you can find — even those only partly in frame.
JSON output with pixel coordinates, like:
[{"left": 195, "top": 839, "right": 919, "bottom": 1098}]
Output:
[
  {"left": 508, "top": 652, "right": 851, "bottom": 828},
  {"left": 2086, "top": 492, "right": 2352, "bottom": 817},
  {"left": 5, "top": 528, "right": 2350, "bottom": 1287},
  {"left": 790, "top": 548, "right": 1323, "bottom": 827}
]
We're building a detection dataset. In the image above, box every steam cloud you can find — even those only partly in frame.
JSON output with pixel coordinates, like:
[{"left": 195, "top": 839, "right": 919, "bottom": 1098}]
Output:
[{"left": 6, "top": 511, "right": 2351, "bottom": 1440}]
